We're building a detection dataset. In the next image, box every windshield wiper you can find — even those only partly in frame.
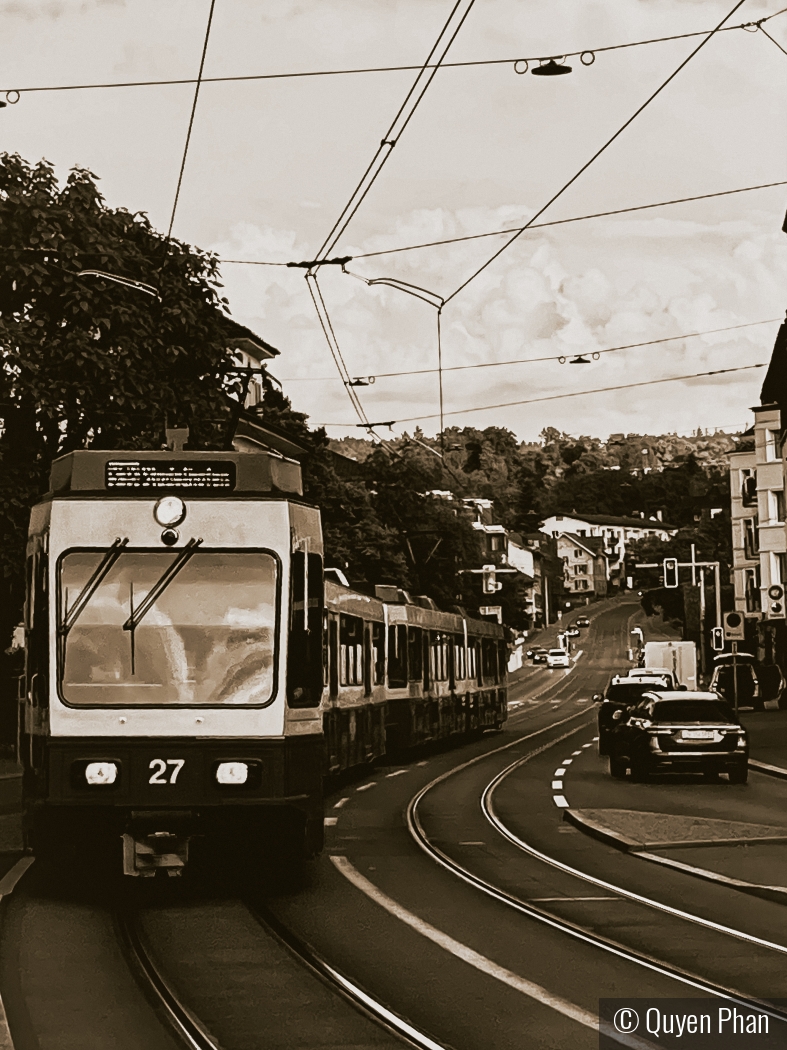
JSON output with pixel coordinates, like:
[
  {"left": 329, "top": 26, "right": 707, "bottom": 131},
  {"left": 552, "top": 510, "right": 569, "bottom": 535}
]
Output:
[
  {"left": 123, "top": 537, "right": 203, "bottom": 636},
  {"left": 61, "top": 537, "right": 130, "bottom": 637}
]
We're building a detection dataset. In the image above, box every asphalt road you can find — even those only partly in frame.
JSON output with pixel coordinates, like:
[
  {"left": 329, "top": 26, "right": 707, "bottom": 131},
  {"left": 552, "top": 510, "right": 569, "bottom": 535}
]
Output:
[
  {"left": 267, "top": 601, "right": 787, "bottom": 1049},
  {"left": 4, "top": 601, "right": 787, "bottom": 1050}
]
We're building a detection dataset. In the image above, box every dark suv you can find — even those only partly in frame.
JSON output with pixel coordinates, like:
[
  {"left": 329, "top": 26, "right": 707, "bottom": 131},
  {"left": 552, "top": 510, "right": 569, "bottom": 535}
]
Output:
[
  {"left": 595, "top": 675, "right": 670, "bottom": 755},
  {"left": 607, "top": 691, "right": 748, "bottom": 783}
]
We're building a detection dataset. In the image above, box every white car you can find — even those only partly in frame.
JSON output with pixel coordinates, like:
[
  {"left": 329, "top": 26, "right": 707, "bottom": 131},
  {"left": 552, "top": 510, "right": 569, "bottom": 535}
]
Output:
[
  {"left": 547, "top": 648, "right": 570, "bottom": 669},
  {"left": 627, "top": 668, "right": 676, "bottom": 689}
]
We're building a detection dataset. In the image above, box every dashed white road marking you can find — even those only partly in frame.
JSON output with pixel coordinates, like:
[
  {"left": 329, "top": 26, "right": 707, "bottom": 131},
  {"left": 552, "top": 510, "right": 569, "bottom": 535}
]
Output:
[
  {"left": 459, "top": 841, "right": 486, "bottom": 846},
  {"left": 553, "top": 768, "right": 566, "bottom": 777},
  {"left": 416, "top": 761, "right": 429, "bottom": 766},
  {"left": 324, "top": 816, "right": 339, "bottom": 826},
  {"left": 572, "top": 750, "right": 582, "bottom": 756},
  {"left": 356, "top": 782, "right": 376, "bottom": 792},
  {"left": 332, "top": 856, "right": 600, "bottom": 1035},
  {"left": 553, "top": 795, "right": 570, "bottom": 808},
  {"left": 334, "top": 797, "right": 350, "bottom": 809},
  {"left": 551, "top": 780, "right": 563, "bottom": 791},
  {"left": 0, "top": 857, "right": 33, "bottom": 897},
  {"left": 386, "top": 770, "right": 408, "bottom": 778},
  {"left": 562, "top": 759, "right": 572, "bottom": 765},
  {"left": 581, "top": 743, "right": 593, "bottom": 749},
  {"left": 592, "top": 736, "right": 599, "bottom": 742},
  {"left": 571, "top": 649, "right": 584, "bottom": 663}
]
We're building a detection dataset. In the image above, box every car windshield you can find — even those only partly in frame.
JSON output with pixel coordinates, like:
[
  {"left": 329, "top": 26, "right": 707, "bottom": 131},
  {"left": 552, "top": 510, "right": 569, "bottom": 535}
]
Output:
[
  {"left": 549, "top": 650, "right": 565, "bottom": 656},
  {"left": 650, "top": 700, "right": 736, "bottom": 723},
  {"left": 59, "top": 549, "right": 277, "bottom": 706},
  {"left": 606, "top": 682, "right": 666, "bottom": 703}
]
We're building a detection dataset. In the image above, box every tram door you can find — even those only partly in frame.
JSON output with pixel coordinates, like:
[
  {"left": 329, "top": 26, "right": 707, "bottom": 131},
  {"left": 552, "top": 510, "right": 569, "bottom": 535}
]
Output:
[{"left": 328, "top": 618, "right": 339, "bottom": 700}]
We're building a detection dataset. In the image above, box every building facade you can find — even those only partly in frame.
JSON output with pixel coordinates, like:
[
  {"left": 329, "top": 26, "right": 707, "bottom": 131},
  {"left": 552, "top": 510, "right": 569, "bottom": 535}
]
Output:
[
  {"left": 728, "top": 404, "right": 785, "bottom": 670},
  {"left": 554, "top": 534, "right": 608, "bottom": 600},
  {"left": 539, "top": 512, "right": 677, "bottom": 589}
]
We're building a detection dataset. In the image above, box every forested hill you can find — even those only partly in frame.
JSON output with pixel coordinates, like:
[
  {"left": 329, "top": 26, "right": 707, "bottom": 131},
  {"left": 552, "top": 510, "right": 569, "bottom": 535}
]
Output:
[{"left": 328, "top": 426, "right": 738, "bottom": 532}]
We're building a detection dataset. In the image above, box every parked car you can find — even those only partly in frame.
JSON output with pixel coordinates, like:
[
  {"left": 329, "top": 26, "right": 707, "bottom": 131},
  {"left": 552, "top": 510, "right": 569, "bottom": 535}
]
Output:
[
  {"left": 595, "top": 674, "right": 671, "bottom": 755},
  {"left": 565, "top": 625, "right": 580, "bottom": 638},
  {"left": 607, "top": 691, "right": 748, "bottom": 783},
  {"left": 576, "top": 616, "right": 590, "bottom": 628},
  {"left": 547, "top": 648, "right": 570, "bottom": 669},
  {"left": 709, "top": 658, "right": 761, "bottom": 712},
  {"left": 531, "top": 647, "right": 550, "bottom": 664}
]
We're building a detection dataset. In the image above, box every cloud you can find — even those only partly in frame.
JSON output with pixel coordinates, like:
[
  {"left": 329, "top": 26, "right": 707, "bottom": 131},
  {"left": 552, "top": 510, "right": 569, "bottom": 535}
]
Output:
[{"left": 212, "top": 195, "right": 786, "bottom": 440}]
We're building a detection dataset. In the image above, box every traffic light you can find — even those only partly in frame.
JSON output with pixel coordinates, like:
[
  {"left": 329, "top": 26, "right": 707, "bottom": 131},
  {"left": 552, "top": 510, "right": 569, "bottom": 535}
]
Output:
[
  {"left": 482, "top": 564, "right": 502, "bottom": 594},
  {"left": 710, "top": 627, "right": 724, "bottom": 652},
  {"left": 663, "top": 557, "right": 679, "bottom": 588},
  {"left": 767, "top": 584, "right": 785, "bottom": 619},
  {"left": 723, "top": 611, "right": 745, "bottom": 641}
]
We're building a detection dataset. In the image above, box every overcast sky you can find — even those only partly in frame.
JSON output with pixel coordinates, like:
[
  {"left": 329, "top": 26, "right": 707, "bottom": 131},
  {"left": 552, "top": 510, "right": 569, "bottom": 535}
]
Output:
[{"left": 3, "top": 0, "right": 786, "bottom": 441}]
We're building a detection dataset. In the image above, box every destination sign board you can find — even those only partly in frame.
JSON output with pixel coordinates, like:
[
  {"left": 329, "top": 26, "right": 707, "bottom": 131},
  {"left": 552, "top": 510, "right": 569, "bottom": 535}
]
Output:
[{"left": 105, "top": 460, "right": 237, "bottom": 491}]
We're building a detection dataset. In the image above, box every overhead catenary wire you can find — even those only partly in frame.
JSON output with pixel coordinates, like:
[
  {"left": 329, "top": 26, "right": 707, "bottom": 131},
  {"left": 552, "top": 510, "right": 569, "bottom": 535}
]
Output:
[
  {"left": 307, "top": 0, "right": 476, "bottom": 440},
  {"left": 166, "top": 0, "right": 216, "bottom": 242},
  {"left": 312, "top": 0, "right": 477, "bottom": 264},
  {"left": 318, "top": 363, "right": 768, "bottom": 428},
  {"left": 758, "top": 23, "right": 787, "bottom": 54},
  {"left": 275, "top": 317, "right": 781, "bottom": 382},
  {"left": 444, "top": 0, "right": 751, "bottom": 304},
  {"left": 4, "top": 8, "right": 786, "bottom": 98},
  {"left": 219, "top": 179, "right": 787, "bottom": 267}
]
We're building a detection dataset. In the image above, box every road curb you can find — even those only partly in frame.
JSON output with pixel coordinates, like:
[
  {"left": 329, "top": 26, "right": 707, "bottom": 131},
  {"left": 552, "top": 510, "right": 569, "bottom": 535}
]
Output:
[
  {"left": 749, "top": 758, "right": 787, "bottom": 781},
  {"left": 563, "top": 809, "right": 787, "bottom": 905}
]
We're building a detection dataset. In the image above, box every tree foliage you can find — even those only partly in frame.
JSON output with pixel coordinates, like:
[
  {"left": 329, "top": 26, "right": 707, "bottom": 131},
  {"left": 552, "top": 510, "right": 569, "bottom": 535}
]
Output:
[{"left": 0, "top": 153, "right": 243, "bottom": 621}]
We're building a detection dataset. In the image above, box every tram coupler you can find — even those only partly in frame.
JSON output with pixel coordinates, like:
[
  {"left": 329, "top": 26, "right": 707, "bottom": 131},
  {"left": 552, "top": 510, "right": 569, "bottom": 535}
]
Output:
[{"left": 122, "top": 811, "right": 195, "bottom": 877}]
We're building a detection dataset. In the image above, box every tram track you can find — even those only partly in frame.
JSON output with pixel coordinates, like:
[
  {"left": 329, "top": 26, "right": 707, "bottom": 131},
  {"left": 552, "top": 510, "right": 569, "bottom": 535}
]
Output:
[{"left": 406, "top": 720, "right": 787, "bottom": 1026}]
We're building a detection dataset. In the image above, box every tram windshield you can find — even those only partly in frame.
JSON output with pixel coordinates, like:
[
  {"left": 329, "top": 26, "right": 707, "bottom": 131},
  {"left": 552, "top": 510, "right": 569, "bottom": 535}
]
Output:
[{"left": 59, "top": 549, "right": 278, "bottom": 706}]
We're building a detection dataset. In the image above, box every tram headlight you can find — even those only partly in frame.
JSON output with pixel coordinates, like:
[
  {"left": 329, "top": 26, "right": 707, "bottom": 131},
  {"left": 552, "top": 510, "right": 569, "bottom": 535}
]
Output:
[
  {"left": 84, "top": 761, "right": 119, "bottom": 786},
  {"left": 154, "top": 495, "right": 186, "bottom": 528},
  {"left": 215, "top": 761, "right": 249, "bottom": 785}
]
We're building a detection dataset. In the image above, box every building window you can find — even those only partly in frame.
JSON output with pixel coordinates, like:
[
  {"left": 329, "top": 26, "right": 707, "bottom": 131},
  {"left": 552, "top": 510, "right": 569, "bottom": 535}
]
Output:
[
  {"left": 573, "top": 549, "right": 581, "bottom": 558},
  {"left": 581, "top": 580, "right": 589, "bottom": 590},
  {"left": 743, "top": 518, "right": 759, "bottom": 560},
  {"left": 488, "top": 534, "right": 505, "bottom": 552},
  {"left": 773, "top": 552, "right": 787, "bottom": 586},
  {"left": 740, "top": 469, "right": 757, "bottom": 507},
  {"left": 774, "top": 490, "right": 786, "bottom": 524},
  {"left": 744, "top": 566, "right": 761, "bottom": 613},
  {"left": 573, "top": 564, "right": 586, "bottom": 575},
  {"left": 765, "top": 429, "right": 784, "bottom": 462}
]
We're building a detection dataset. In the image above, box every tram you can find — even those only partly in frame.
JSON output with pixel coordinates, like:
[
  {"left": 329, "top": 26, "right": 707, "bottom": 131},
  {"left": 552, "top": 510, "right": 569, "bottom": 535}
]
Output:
[
  {"left": 20, "top": 448, "right": 507, "bottom": 877},
  {"left": 21, "top": 449, "right": 325, "bottom": 876}
]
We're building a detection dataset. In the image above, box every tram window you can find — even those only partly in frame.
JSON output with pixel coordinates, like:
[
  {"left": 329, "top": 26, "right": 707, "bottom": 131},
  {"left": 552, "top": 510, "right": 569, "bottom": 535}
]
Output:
[
  {"left": 430, "top": 632, "right": 449, "bottom": 682},
  {"left": 467, "top": 639, "right": 481, "bottom": 685},
  {"left": 339, "top": 614, "right": 364, "bottom": 687},
  {"left": 453, "top": 636, "right": 466, "bottom": 682},
  {"left": 387, "top": 624, "right": 407, "bottom": 687},
  {"left": 59, "top": 550, "right": 278, "bottom": 706},
  {"left": 407, "top": 627, "right": 422, "bottom": 682},
  {"left": 371, "top": 622, "right": 385, "bottom": 685},
  {"left": 481, "top": 638, "right": 499, "bottom": 683},
  {"left": 26, "top": 550, "right": 49, "bottom": 705},
  {"left": 288, "top": 551, "right": 324, "bottom": 708}
]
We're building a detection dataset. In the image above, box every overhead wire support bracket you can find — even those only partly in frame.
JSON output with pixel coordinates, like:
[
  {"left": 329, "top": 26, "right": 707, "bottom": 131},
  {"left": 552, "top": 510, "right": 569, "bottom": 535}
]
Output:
[{"left": 286, "top": 256, "right": 352, "bottom": 269}]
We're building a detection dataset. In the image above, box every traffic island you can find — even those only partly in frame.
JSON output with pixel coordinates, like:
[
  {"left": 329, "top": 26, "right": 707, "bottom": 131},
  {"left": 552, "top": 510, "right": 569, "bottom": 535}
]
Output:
[{"left": 564, "top": 807, "right": 787, "bottom": 904}]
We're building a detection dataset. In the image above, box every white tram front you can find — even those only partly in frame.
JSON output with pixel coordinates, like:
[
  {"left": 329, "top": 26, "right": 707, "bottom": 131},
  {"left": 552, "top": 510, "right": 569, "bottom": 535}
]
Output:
[{"left": 21, "top": 450, "right": 325, "bottom": 876}]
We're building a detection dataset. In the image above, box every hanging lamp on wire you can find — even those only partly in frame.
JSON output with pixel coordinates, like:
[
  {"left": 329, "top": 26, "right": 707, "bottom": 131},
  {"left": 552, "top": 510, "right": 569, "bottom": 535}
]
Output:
[{"left": 532, "top": 57, "right": 572, "bottom": 76}]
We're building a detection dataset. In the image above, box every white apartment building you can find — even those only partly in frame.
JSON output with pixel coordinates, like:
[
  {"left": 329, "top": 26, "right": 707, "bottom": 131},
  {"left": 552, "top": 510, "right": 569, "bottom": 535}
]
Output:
[
  {"left": 728, "top": 403, "right": 785, "bottom": 670},
  {"left": 539, "top": 512, "right": 676, "bottom": 586}
]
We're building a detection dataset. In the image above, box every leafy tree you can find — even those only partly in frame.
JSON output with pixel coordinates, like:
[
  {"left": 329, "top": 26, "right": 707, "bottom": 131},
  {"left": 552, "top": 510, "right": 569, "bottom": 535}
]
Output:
[{"left": 0, "top": 153, "right": 244, "bottom": 626}]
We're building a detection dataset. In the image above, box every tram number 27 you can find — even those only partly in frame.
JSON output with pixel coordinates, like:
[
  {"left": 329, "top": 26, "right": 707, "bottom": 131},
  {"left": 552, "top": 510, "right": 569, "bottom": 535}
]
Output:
[{"left": 149, "top": 759, "right": 185, "bottom": 785}]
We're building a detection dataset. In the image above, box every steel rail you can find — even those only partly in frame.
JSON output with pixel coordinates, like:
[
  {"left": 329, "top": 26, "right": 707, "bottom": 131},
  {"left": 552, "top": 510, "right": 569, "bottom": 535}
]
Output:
[
  {"left": 406, "top": 717, "right": 787, "bottom": 1027},
  {"left": 247, "top": 901, "right": 453, "bottom": 1050},
  {"left": 115, "top": 908, "right": 221, "bottom": 1050}
]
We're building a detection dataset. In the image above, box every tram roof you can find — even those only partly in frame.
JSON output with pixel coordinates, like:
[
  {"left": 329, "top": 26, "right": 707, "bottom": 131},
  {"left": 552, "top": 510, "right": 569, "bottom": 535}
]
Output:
[{"left": 46, "top": 449, "right": 303, "bottom": 498}]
